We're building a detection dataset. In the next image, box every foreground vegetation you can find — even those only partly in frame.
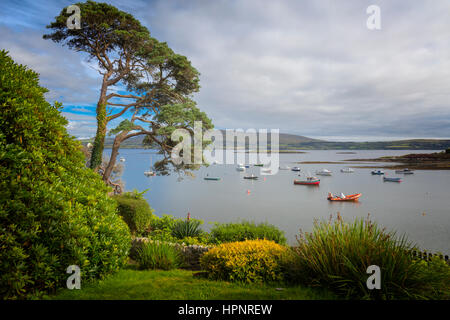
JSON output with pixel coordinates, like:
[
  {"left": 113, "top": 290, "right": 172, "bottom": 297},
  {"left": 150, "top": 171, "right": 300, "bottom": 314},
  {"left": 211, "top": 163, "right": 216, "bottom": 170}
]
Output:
[{"left": 49, "top": 266, "right": 336, "bottom": 300}]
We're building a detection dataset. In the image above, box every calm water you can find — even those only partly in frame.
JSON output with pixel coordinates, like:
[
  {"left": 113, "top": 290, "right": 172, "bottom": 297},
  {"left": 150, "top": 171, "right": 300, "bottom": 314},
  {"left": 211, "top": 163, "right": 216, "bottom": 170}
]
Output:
[{"left": 105, "top": 149, "right": 450, "bottom": 253}]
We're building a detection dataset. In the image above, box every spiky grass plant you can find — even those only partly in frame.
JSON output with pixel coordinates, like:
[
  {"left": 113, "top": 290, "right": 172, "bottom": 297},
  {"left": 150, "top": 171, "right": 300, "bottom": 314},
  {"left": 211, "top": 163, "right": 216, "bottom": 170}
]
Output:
[
  {"left": 171, "top": 219, "right": 202, "bottom": 239},
  {"left": 288, "top": 214, "right": 450, "bottom": 299},
  {"left": 135, "top": 241, "right": 181, "bottom": 270}
]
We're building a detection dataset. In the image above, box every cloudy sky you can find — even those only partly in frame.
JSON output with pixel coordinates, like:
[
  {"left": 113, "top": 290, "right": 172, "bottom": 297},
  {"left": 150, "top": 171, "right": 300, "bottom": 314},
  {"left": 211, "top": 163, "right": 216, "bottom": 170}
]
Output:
[{"left": 1, "top": 0, "right": 450, "bottom": 141}]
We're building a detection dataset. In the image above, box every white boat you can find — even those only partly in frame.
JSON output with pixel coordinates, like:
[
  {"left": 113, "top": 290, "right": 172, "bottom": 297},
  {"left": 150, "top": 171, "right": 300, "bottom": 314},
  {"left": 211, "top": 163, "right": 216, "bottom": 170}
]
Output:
[
  {"left": 279, "top": 166, "right": 291, "bottom": 170},
  {"left": 291, "top": 167, "right": 301, "bottom": 172},
  {"left": 341, "top": 168, "right": 354, "bottom": 173},
  {"left": 261, "top": 168, "right": 272, "bottom": 173},
  {"left": 236, "top": 165, "right": 245, "bottom": 171},
  {"left": 316, "top": 169, "right": 332, "bottom": 176},
  {"left": 144, "top": 170, "right": 155, "bottom": 176},
  {"left": 119, "top": 157, "right": 125, "bottom": 162}
]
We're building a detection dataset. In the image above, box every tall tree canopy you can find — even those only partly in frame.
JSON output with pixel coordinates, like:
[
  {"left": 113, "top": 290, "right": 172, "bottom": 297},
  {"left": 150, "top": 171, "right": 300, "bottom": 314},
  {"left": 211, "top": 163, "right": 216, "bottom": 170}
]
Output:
[{"left": 44, "top": 1, "right": 212, "bottom": 184}]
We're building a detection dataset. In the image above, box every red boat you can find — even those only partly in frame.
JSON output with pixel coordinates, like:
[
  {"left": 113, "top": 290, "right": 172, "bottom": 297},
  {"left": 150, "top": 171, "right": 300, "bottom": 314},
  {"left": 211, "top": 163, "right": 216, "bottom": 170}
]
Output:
[
  {"left": 294, "top": 177, "right": 320, "bottom": 185},
  {"left": 327, "top": 192, "right": 361, "bottom": 201}
]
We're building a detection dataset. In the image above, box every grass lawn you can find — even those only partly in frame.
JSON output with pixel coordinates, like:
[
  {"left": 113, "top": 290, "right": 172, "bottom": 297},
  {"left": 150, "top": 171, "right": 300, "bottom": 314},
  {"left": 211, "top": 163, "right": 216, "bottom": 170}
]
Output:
[{"left": 49, "top": 266, "right": 337, "bottom": 300}]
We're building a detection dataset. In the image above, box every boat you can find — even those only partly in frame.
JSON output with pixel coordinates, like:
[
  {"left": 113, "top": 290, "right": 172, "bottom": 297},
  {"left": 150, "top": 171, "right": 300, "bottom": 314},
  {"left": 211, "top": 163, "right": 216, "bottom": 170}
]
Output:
[
  {"left": 294, "top": 176, "right": 320, "bottom": 185},
  {"left": 316, "top": 169, "right": 332, "bottom": 176},
  {"left": 245, "top": 165, "right": 250, "bottom": 168},
  {"left": 119, "top": 157, "right": 125, "bottom": 162},
  {"left": 144, "top": 170, "right": 155, "bottom": 176},
  {"left": 254, "top": 163, "right": 264, "bottom": 167},
  {"left": 371, "top": 170, "right": 384, "bottom": 175},
  {"left": 204, "top": 176, "right": 221, "bottom": 181},
  {"left": 243, "top": 174, "right": 258, "bottom": 180},
  {"left": 236, "top": 165, "right": 245, "bottom": 171},
  {"left": 261, "top": 168, "right": 272, "bottom": 173},
  {"left": 327, "top": 192, "right": 362, "bottom": 201},
  {"left": 395, "top": 168, "right": 414, "bottom": 174},
  {"left": 291, "top": 167, "right": 301, "bottom": 172},
  {"left": 383, "top": 177, "right": 402, "bottom": 182},
  {"left": 279, "top": 166, "right": 291, "bottom": 170},
  {"left": 341, "top": 168, "right": 354, "bottom": 173}
]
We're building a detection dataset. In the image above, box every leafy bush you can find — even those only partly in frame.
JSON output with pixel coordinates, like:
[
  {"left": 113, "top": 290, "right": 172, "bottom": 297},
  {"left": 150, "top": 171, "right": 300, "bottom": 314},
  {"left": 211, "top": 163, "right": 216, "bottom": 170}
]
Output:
[
  {"left": 210, "top": 221, "right": 286, "bottom": 244},
  {"left": 135, "top": 241, "right": 181, "bottom": 270},
  {"left": 112, "top": 189, "right": 154, "bottom": 235},
  {"left": 287, "top": 215, "right": 450, "bottom": 299},
  {"left": 0, "top": 51, "right": 131, "bottom": 299},
  {"left": 200, "top": 240, "right": 292, "bottom": 283}
]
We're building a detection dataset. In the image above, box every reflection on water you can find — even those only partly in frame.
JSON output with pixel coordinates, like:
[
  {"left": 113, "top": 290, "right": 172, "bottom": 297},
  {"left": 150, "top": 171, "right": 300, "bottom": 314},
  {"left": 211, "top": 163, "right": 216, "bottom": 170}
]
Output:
[{"left": 104, "top": 149, "right": 450, "bottom": 253}]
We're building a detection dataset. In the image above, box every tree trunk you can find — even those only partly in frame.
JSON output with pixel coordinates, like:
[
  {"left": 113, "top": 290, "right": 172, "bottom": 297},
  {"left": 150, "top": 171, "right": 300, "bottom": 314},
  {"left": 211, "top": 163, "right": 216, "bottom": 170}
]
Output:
[
  {"left": 90, "top": 75, "right": 110, "bottom": 170},
  {"left": 103, "top": 132, "right": 127, "bottom": 182}
]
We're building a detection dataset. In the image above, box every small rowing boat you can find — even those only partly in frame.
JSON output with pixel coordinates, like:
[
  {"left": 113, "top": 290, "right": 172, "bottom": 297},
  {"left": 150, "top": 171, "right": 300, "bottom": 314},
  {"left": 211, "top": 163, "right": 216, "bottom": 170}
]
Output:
[
  {"left": 371, "top": 170, "right": 384, "bottom": 175},
  {"left": 204, "top": 177, "right": 221, "bottom": 181},
  {"left": 254, "top": 163, "right": 264, "bottom": 167},
  {"left": 395, "top": 168, "right": 414, "bottom": 174},
  {"left": 327, "top": 192, "right": 361, "bottom": 201},
  {"left": 341, "top": 168, "right": 354, "bottom": 173},
  {"left": 291, "top": 167, "right": 301, "bottom": 172},
  {"left": 294, "top": 176, "right": 320, "bottom": 185},
  {"left": 383, "top": 177, "right": 402, "bottom": 182},
  {"left": 244, "top": 174, "right": 258, "bottom": 180}
]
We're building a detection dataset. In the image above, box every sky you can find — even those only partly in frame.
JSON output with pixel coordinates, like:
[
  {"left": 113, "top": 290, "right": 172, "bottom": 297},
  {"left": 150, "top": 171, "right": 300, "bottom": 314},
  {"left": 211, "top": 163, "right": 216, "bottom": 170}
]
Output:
[{"left": 1, "top": 0, "right": 450, "bottom": 141}]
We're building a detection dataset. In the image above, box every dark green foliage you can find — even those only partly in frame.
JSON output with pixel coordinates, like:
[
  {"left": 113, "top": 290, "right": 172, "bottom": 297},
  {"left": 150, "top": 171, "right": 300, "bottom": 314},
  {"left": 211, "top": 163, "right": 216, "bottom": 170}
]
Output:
[
  {"left": 210, "top": 221, "right": 286, "bottom": 245},
  {"left": 135, "top": 242, "right": 181, "bottom": 270},
  {"left": 0, "top": 51, "right": 131, "bottom": 299},
  {"left": 171, "top": 219, "right": 203, "bottom": 239},
  {"left": 286, "top": 215, "right": 450, "bottom": 299},
  {"left": 112, "top": 190, "right": 154, "bottom": 235}
]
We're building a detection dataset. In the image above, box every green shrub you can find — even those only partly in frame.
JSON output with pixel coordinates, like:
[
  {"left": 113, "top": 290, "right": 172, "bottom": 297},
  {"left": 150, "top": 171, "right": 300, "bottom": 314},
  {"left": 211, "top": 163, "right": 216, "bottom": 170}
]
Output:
[
  {"left": 0, "top": 51, "right": 131, "bottom": 299},
  {"left": 112, "top": 190, "right": 154, "bottom": 235},
  {"left": 172, "top": 219, "right": 202, "bottom": 239},
  {"left": 287, "top": 215, "right": 450, "bottom": 299},
  {"left": 135, "top": 241, "right": 181, "bottom": 270},
  {"left": 200, "top": 239, "right": 293, "bottom": 283},
  {"left": 210, "top": 221, "right": 286, "bottom": 244}
]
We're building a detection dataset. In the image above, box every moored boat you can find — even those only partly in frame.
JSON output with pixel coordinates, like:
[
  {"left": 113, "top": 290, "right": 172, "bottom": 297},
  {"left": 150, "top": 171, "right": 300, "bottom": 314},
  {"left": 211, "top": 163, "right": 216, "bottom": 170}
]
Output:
[
  {"left": 254, "top": 163, "right": 264, "bottom": 167},
  {"left": 383, "top": 177, "right": 402, "bottom": 182},
  {"left": 279, "top": 166, "right": 291, "bottom": 170},
  {"left": 395, "top": 168, "right": 414, "bottom": 174},
  {"left": 294, "top": 176, "right": 320, "bottom": 185},
  {"left": 236, "top": 165, "right": 245, "bottom": 171},
  {"left": 291, "top": 166, "right": 301, "bottom": 172},
  {"left": 204, "top": 177, "right": 221, "bottom": 181},
  {"left": 119, "top": 157, "right": 126, "bottom": 162},
  {"left": 371, "top": 170, "right": 384, "bottom": 175},
  {"left": 243, "top": 174, "right": 258, "bottom": 180},
  {"left": 341, "top": 168, "right": 354, "bottom": 173},
  {"left": 327, "top": 192, "right": 361, "bottom": 201},
  {"left": 316, "top": 169, "right": 332, "bottom": 176}
]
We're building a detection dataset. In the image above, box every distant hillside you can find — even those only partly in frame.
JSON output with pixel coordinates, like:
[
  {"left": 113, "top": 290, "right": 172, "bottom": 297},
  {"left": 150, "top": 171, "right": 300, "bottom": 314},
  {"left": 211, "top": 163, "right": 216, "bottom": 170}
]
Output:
[{"left": 79, "top": 134, "right": 450, "bottom": 150}]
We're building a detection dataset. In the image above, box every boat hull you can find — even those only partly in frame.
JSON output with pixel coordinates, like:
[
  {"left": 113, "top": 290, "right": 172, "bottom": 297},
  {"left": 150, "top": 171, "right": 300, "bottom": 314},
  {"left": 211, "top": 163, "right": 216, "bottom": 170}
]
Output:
[
  {"left": 327, "top": 193, "right": 362, "bottom": 201},
  {"left": 294, "top": 180, "right": 320, "bottom": 185},
  {"left": 383, "top": 177, "right": 402, "bottom": 182},
  {"left": 204, "top": 177, "right": 221, "bottom": 181}
]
